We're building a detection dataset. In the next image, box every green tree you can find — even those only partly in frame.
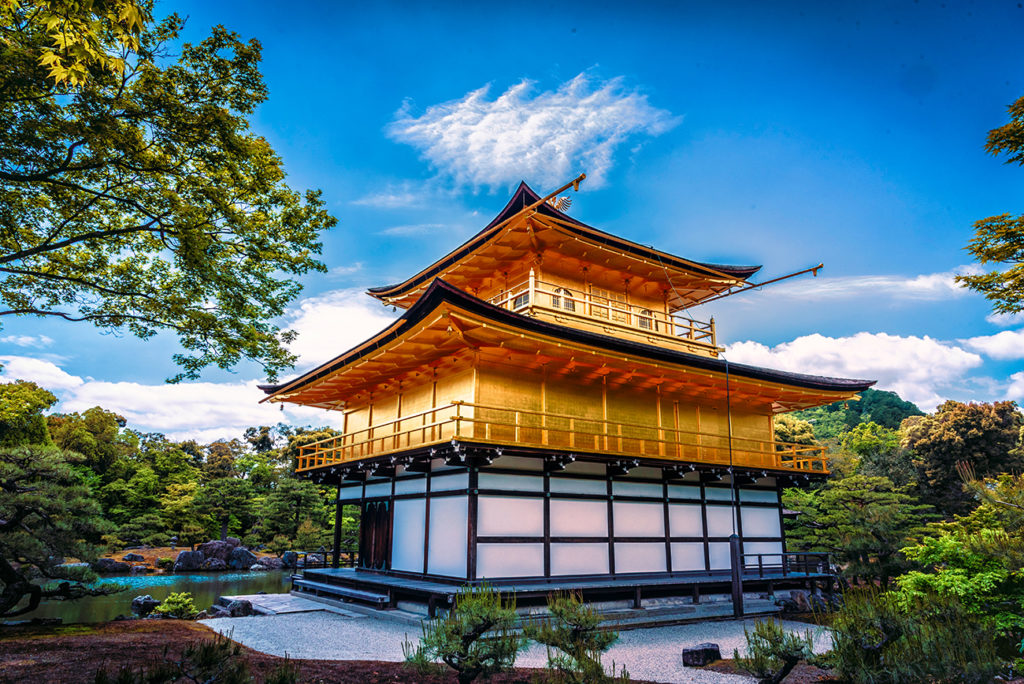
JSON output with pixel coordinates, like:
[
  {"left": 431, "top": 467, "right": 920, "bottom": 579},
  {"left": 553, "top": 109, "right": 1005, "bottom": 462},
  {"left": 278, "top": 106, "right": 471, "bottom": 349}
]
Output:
[
  {"left": 773, "top": 414, "right": 816, "bottom": 446},
  {"left": 259, "top": 477, "right": 326, "bottom": 542},
  {"left": 0, "top": 445, "right": 115, "bottom": 616},
  {"left": 47, "top": 407, "right": 133, "bottom": 478},
  {"left": 842, "top": 422, "right": 916, "bottom": 487},
  {"left": 901, "top": 400, "right": 1024, "bottom": 518},
  {"left": 0, "top": 380, "right": 55, "bottom": 447},
  {"left": 956, "top": 93, "right": 1024, "bottom": 314},
  {"left": 1, "top": 0, "right": 149, "bottom": 87},
  {"left": 1, "top": 7, "right": 335, "bottom": 382},
  {"left": 783, "top": 475, "right": 931, "bottom": 588},
  {"left": 194, "top": 477, "right": 253, "bottom": 541},
  {"left": 526, "top": 592, "right": 625, "bottom": 683}
]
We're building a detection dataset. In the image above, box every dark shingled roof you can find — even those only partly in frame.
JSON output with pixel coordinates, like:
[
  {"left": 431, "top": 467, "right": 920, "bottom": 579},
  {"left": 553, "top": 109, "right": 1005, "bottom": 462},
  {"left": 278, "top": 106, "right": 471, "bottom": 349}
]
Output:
[
  {"left": 367, "top": 182, "right": 762, "bottom": 299},
  {"left": 261, "top": 279, "right": 875, "bottom": 398}
]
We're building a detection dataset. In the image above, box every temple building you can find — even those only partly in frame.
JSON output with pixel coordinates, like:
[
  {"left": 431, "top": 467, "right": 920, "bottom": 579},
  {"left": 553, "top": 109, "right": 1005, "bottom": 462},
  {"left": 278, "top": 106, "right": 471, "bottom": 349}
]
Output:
[{"left": 261, "top": 176, "right": 873, "bottom": 612}]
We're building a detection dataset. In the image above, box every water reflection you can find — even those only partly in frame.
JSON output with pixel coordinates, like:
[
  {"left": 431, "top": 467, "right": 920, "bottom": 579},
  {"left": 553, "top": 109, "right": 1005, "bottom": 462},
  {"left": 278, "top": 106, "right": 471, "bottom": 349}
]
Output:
[{"left": 8, "top": 571, "right": 291, "bottom": 624}]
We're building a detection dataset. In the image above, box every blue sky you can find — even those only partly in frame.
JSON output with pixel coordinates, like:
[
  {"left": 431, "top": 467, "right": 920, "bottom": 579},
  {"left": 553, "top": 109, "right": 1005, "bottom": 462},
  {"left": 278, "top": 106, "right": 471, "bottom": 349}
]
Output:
[{"left": 3, "top": 0, "right": 1024, "bottom": 440}]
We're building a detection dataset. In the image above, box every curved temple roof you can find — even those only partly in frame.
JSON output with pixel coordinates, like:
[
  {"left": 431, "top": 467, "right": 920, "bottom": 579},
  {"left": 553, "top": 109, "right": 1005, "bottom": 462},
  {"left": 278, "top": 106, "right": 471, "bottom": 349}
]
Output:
[
  {"left": 367, "top": 182, "right": 763, "bottom": 309},
  {"left": 261, "top": 278, "right": 875, "bottom": 403}
]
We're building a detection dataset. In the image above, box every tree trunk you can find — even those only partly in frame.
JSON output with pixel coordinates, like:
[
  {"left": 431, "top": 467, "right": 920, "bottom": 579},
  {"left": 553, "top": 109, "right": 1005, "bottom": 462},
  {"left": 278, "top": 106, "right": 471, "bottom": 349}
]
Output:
[{"left": 220, "top": 519, "right": 228, "bottom": 541}]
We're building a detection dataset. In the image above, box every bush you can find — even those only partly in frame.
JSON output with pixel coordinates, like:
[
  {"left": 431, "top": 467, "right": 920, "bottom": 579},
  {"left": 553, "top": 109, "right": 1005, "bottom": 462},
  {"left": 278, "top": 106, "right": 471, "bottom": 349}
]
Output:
[
  {"left": 155, "top": 557, "right": 174, "bottom": 570},
  {"left": 733, "top": 619, "right": 815, "bottom": 684},
  {"left": 295, "top": 518, "right": 328, "bottom": 550},
  {"left": 826, "top": 588, "right": 1002, "bottom": 683},
  {"left": 267, "top": 535, "right": 291, "bottom": 557},
  {"left": 152, "top": 592, "right": 198, "bottom": 619},
  {"left": 402, "top": 583, "right": 524, "bottom": 684},
  {"left": 526, "top": 592, "right": 629, "bottom": 684}
]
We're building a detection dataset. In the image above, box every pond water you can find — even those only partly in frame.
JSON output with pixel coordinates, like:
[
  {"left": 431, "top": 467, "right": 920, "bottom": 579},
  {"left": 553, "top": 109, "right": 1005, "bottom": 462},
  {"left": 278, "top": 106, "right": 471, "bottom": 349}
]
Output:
[{"left": 7, "top": 571, "right": 291, "bottom": 624}]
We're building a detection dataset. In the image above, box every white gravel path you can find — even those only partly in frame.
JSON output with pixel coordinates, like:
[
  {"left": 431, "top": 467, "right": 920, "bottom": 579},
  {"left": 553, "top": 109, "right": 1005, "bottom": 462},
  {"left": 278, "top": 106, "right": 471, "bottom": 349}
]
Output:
[{"left": 201, "top": 612, "right": 831, "bottom": 684}]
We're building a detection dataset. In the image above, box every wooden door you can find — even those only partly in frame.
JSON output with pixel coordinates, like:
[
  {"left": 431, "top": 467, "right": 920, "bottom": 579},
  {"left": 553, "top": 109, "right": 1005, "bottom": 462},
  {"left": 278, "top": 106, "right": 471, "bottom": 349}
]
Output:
[{"left": 358, "top": 500, "right": 391, "bottom": 570}]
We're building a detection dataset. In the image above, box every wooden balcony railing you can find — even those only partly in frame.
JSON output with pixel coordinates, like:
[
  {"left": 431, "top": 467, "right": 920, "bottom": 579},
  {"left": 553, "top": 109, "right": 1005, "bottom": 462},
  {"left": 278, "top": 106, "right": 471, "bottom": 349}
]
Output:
[
  {"left": 297, "top": 401, "right": 827, "bottom": 474},
  {"left": 487, "top": 277, "right": 716, "bottom": 351}
]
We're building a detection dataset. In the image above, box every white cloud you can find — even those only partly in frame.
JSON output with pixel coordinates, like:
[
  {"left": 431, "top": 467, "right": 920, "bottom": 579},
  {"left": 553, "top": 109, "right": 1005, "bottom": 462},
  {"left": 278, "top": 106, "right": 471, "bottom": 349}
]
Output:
[
  {"left": 0, "top": 334, "right": 54, "bottom": 348},
  {"left": 964, "top": 328, "right": 1024, "bottom": 360},
  {"left": 1007, "top": 372, "right": 1024, "bottom": 402},
  {"left": 765, "top": 265, "right": 982, "bottom": 302},
  {"left": 328, "top": 262, "right": 363, "bottom": 279},
  {"left": 379, "top": 223, "right": 446, "bottom": 236},
  {"left": 986, "top": 311, "right": 1024, "bottom": 327},
  {"left": 0, "top": 355, "right": 342, "bottom": 441},
  {"left": 282, "top": 288, "right": 399, "bottom": 370},
  {"left": 725, "top": 332, "right": 983, "bottom": 411},
  {"left": 388, "top": 73, "right": 679, "bottom": 189}
]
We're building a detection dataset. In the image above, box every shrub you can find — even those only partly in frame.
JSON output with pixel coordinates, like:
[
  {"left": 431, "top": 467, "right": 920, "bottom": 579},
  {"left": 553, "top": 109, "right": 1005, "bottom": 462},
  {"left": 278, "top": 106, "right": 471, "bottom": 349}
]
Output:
[
  {"left": 152, "top": 592, "right": 198, "bottom": 619},
  {"left": 93, "top": 631, "right": 271, "bottom": 683},
  {"left": 267, "top": 534, "right": 291, "bottom": 557},
  {"left": 295, "top": 518, "right": 328, "bottom": 550},
  {"left": 402, "top": 583, "right": 524, "bottom": 684},
  {"left": 526, "top": 592, "right": 629, "bottom": 684},
  {"left": 733, "top": 619, "right": 815, "bottom": 684},
  {"left": 827, "top": 588, "right": 1002, "bottom": 683},
  {"left": 155, "top": 557, "right": 174, "bottom": 570}
]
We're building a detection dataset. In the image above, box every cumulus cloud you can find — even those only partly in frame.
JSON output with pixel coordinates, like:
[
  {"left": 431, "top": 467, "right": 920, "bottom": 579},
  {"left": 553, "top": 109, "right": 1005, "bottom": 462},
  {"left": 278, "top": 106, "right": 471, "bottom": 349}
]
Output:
[
  {"left": 1007, "top": 372, "right": 1024, "bottom": 402},
  {"left": 964, "top": 328, "right": 1024, "bottom": 360},
  {"left": 282, "top": 288, "right": 398, "bottom": 370},
  {"left": 725, "top": 332, "right": 983, "bottom": 411},
  {"left": 0, "top": 334, "right": 54, "bottom": 348},
  {"left": 388, "top": 73, "right": 679, "bottom": 189},
  {"left": 986, "top": 311, "right": 1024, "bottom": 327},
  {"left": 766, "top": 266, "right": 982, "bottom": 302},
  {"left": 0, "top": 355, "right": 342, "bottom": 441}
]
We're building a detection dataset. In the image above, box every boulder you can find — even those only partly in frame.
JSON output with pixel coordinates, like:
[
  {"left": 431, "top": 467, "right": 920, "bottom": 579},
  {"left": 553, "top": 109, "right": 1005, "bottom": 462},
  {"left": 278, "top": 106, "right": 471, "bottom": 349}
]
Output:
[
  {"left": 206, "top": 605, "right": 232, "bottom": 619},
  {"left": 131, "top": 595, "right": 161, "bottom": 616},
  {"left": 281, "top": 551, "right": 298, "bottom": 568},
  {"left": 123, "top": 553, "right": 145, "bottom": 562},
  {"left": 254, "top": 556, "right": 283, "bottom": 570},
  {"left": 300, "top": 553, "right": 324, "bottom": 568},
  {"left": 172, "top": 549, "right": 205, "bottom": 572},
  {"left": 228, "top": 547, "right": 258, "bottom": 570},
  {"left": 202, "top": 558, "right": 227, "bottom": 571},
  {"left": 129, "top": 564, "right": 150, "bottom": 575},
  {"left": 681, "top": 642, "right": 722, "bottom": 667},
  {"left": 225, "top": 537, "right": 242, "bottom": 548},
  {"left": 198, "top": 540, "right": 234, "bottom": 562},
  {"left": 249, "top": 564, "right": 269, "bottom": 572},
  {"left": 92, "top": 558, "right": 130, "bottom": 574},
  {"left": 789, "top": 590, "right": 813, "bottom": 613},
  {"left": 225, "top": 599, "right": 253, "bottom": 617}
]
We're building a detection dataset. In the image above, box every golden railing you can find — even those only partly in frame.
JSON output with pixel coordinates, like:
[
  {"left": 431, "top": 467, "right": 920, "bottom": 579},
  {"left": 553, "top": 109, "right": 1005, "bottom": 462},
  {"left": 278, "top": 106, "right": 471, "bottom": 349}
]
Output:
[
  {"left": 487, "top": 278, "right": 716, "bottom": 350},
  {"left": 297, "top": 401, "right": 827, "bottom": 474}
]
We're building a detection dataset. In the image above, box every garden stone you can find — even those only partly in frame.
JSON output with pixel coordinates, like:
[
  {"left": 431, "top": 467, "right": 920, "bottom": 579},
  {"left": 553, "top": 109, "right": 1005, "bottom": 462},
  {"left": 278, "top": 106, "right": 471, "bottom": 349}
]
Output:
[
  {"left": 131, "top": 595, "right": 160, "bottom": 616},
  {"left": 123, "top": 553, "right": 145, "bottom": 562},
  {"left": 300, "top": 553, "right": 324, "bottom": 567},
  {"left": 249, "top": 564, "right": 269, "bottom": 572},
  {"left": 92, "top": 558, "right": 130, "bottom": 574},
  {"left": 198, "top": 540, "right": 234, "bottom": 562},
  {"left": 193, "top": 610, "right": 210, "bottom": 620},
  {"left": 202, "top": 558, "right": 227, "bottom": 571},
  {"left": 789, "top": 589, "right": 812, "bottom": 612},
  {"left": 225, "top": 537, "right": 242, "bottom": 548},
  {"left": 228, "top": 547, "right": 258, "bottom": 570},
  {"left": 173, "top": 550, "right": 204, "bottom": 572},
  {"left": 281, "top": 551, "right": 298, "bottom": 568},
  {"left": 254, "top": 556, "right": 282, "bottom": 570},
  {"left": 226, "top": 599, "right": 253, "bottom": 617},
  {"left": 129, "top": 564, "right": 150, "bottom": 575},
  {"left": 681, "top": 642, "right": 721, "bottom": 667}
]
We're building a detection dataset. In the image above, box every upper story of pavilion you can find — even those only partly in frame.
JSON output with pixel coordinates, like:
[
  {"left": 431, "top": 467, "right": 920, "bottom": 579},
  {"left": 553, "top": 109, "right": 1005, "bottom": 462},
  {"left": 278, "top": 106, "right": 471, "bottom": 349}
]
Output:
[{"left": 367, "top": 178, "right": 762, "bottom": 358}]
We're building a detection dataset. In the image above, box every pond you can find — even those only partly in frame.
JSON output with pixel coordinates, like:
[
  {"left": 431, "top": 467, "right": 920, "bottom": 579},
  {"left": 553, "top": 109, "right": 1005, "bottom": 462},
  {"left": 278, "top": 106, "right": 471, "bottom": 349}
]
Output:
[{"left": 7, "top": 571, "right": 292, "bottom": 624}]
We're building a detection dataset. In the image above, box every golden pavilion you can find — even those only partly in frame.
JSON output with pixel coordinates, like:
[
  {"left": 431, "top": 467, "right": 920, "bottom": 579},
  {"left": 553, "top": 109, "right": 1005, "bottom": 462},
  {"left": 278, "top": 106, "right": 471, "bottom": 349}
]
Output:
[{"left": 261, "top": 176, "right": 873, "bottom": 613}]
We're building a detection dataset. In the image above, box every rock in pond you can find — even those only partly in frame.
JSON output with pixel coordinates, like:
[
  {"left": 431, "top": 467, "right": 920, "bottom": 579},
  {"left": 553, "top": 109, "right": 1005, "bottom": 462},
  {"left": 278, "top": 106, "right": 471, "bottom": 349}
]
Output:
[
  {"left": 682, "top": 642, "right": 721, "bottom": 667},
  {"left": 254, "top": 556, "right": 283, "bottom": 570},
  {"left": 122, "top": 552, "right": 145, "bottom": 562},
  {"left": 92, "top": 558, "right": 130, "bottom": 574},
  {"left": 198, "top": 540, "right": 235, "bottom": 562},
  {"left": 131, "top": 595, "right": 161, "bottom": 616},
  {"left": 202, "top": 558, "right": 227, "bottom": 571},
  {"left": 173, "top": 549, "right": 205, "bottom": 572},
  {"left": 128, "top": 565, "right": 150, "bottom": 575},
  {"left": 280, "top": 551, "right": 298, "bottom": 569},
  {"left": 228, "top": 547, "right": 257, "bottom": 570}
]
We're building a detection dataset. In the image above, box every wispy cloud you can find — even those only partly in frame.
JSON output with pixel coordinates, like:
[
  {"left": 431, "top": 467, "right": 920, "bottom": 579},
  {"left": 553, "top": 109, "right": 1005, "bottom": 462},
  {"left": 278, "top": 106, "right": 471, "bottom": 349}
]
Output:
[
  {"left": 726, "top": 331, "right": 983, "bottom": 411},
  {"left": 328, "top": 262, "right": 364, "bottom": 279},
  {"left": 986, "top": 311, "right": 1024, "bottom": 327},
  {"left": 350, "top": 190, "right": 424, "bottom": 209},
  {"left": 378, "top": 223, "right": 447, "bottom": 237},
  {"left": 0, "top": 334, "right": 54, "bottom": 348},
  {"left": 762, "top": 266, "right": 982, "bottom": 302},
  {"left": 388, "top": 73, "right": 679, "bottom": 190}
]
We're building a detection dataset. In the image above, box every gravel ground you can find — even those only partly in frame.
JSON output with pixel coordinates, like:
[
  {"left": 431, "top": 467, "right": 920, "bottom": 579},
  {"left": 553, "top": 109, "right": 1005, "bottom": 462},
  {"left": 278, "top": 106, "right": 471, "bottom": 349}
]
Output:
[{"left": 202, "top": 612, "right": 831, "bottom": 684}]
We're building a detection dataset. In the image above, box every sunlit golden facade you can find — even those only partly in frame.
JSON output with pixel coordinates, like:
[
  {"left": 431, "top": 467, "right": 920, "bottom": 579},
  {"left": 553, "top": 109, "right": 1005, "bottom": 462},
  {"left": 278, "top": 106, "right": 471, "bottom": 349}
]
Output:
[{"left": 262, "top": 179, "right": 873, "bottom": 584}]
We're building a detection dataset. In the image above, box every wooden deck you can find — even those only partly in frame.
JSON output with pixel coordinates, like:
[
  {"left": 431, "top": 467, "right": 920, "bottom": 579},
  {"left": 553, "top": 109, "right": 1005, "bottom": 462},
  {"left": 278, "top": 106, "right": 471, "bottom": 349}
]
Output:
[{"left": 296, "top": 566, "right": 832, "bottom": 618}]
